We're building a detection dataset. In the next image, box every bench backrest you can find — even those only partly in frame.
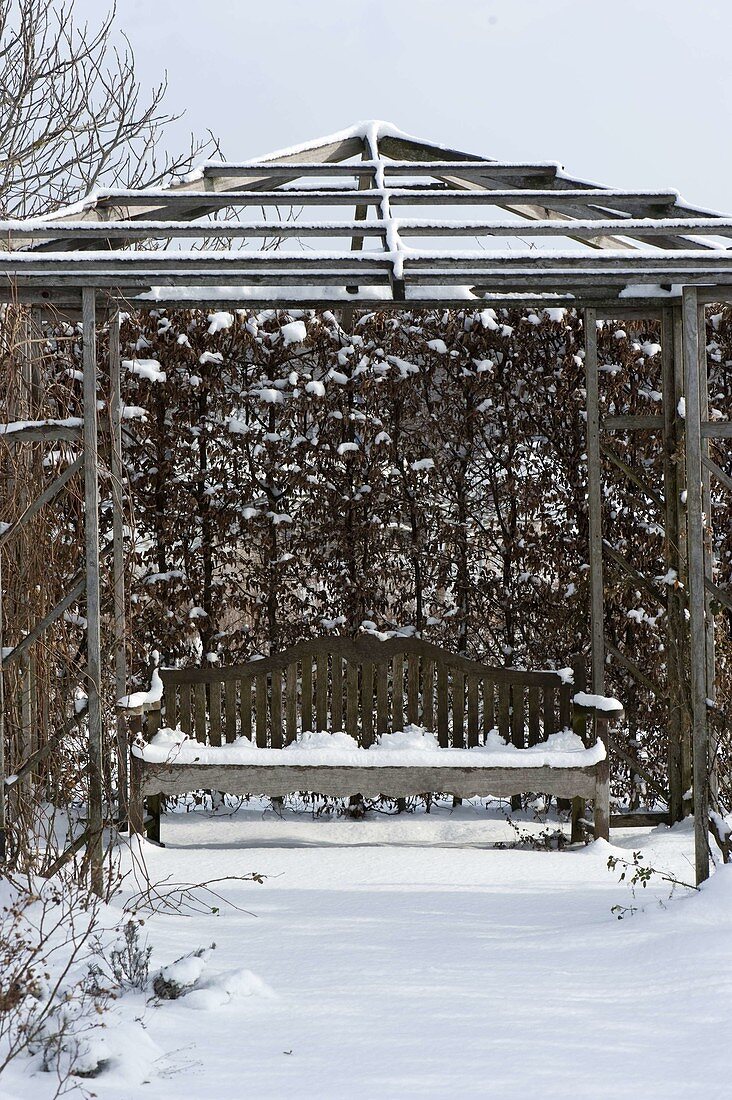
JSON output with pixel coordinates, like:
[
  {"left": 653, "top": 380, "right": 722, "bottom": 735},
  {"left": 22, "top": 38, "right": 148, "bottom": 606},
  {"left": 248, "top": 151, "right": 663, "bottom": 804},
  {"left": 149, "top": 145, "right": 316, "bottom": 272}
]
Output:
[{"left": 156, "top": 637, "right": 584, "bottom": 751}]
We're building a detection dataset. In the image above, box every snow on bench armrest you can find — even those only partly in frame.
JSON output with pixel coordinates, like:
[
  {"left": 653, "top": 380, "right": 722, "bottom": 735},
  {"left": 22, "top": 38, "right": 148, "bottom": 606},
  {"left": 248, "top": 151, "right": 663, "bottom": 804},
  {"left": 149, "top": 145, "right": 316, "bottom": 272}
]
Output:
[
  {"left": 117, "top": 663, "right": 163, "bottom": 714},
  {"left": 572, "top": 691, "right": 624, "bottom": 718}
]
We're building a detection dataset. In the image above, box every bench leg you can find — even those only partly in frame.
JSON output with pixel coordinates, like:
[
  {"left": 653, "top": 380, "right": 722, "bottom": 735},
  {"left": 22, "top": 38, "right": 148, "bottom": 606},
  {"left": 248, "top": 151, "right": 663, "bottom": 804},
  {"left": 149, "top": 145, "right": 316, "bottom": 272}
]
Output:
[
  {"left": 346, "top": 794, "right": 366, "bottom": 819},
  {"left": 593, "top": 760, "right": 610, "bottom": 841},
  {"left": 146, "top": 794, "right": 162, "bottom": 845},
  {"left": 129, "top": 754, "right": 144, "bottom": 835},
  {"left": 571, "top": 797, "right": 586, "bottom": 843}
]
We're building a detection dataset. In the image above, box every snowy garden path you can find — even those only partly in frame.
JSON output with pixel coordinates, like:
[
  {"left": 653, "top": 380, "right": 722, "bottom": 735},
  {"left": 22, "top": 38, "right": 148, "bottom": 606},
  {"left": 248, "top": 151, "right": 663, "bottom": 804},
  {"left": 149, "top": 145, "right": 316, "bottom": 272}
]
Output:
[{"left": 8, "top": 808, "right": 731, "bottom": 1099}]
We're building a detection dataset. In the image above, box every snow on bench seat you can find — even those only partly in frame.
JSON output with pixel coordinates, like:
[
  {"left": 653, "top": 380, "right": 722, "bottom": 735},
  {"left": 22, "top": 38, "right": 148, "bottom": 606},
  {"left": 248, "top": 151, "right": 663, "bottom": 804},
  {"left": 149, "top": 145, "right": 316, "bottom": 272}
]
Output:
[{"left": 134, "top": 725, "right": 606, "bottom": 769}]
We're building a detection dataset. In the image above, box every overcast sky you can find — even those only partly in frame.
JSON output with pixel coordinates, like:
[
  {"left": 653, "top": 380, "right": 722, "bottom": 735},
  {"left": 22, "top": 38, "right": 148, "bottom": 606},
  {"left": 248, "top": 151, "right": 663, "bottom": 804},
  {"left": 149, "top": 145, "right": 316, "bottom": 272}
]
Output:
[{"left": 77, "top": 0, "right": 732, "bottom": 212}]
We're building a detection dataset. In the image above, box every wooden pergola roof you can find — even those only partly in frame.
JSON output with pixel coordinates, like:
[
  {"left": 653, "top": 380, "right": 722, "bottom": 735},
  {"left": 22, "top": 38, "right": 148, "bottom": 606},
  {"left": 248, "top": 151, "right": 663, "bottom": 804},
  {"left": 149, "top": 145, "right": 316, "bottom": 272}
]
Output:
[{"left": 3, "top": 120, "right": 732, "bottom": 311}]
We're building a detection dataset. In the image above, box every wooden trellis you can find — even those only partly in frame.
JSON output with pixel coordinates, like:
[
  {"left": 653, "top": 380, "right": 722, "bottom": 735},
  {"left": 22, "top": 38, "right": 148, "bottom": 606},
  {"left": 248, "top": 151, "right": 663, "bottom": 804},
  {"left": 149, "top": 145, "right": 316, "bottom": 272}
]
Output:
[{"left": 0, "top": 121, "right": 729, "bottom": 889}]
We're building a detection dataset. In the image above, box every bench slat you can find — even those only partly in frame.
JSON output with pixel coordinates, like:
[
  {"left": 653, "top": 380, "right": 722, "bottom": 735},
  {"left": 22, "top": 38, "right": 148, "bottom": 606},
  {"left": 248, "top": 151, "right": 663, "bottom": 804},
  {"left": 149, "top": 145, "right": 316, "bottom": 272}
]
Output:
[
  {"left": 271, "top": 669, "right": 282, "bottom": 748},
  {"left": 423, "top": 659, "right": 434, "bottom": 730},
  {"left": 453, "top": 670, "right": 465, "bottom": 749},
  {"left": 467, "top": 674, "right": 479, "bottom": 747},
  {"left": 316, "top": 653, "right": 328, "bottom": 732},
  {"left": 225, "top": 680, "right": 237, "bottom": 743},
  {"left": 392, "top": 654, "right": 404, "bottom": 732},
  {"left": 210, "top": 681, "right": 222, "bottom": 747},
  {"left": 346, "top": 661, "right": 358, "bottom": 737},
  {"left": 302, "top": 656, "right": 313, "bottom": 733},
  {"left": 407, "top": 655, "right": 419, "bottom": 725},
  {"left": 240, "top": 676, "right": 252, "bottom": 741},
  {"left": 332, "top": 654, "right": 343, "bottom": 732},
  {"left": 437, "top": 663, "right": 448, "bottom": 747},
  {"left": 376, "top": 661, "right": 388, "bottom": 735},
  {"left": 256, "top": 674, "right": 267, "bottom": 747},
  {"left": 528, "top": 686, "right": 541, "bottom": 747},
  {"left": 511, "top": 684, "right": 524, "bottom": 749},
  {"left": 285, "top": 663, "right": 297, "bottom": 744},
  {"left": 362, "top": 661, "right": 374, "bottom": 747},
  {"left": 483, "top": 679, "right": 494, "bottom": 740},
  {"left": 498, "top": 682, "right": 510, "bottom": 741},
  {"left": 194, "top": 683, "right": 206, "bottom": 743},
  {"left": 179, "top": 683, "right": 191, "bottom": 736},
  {"left": 543, "top": 685, "right": 556, "bottom": 736},
  {"left": 559, "top": 682, "right": 571, "bottom": 731}
]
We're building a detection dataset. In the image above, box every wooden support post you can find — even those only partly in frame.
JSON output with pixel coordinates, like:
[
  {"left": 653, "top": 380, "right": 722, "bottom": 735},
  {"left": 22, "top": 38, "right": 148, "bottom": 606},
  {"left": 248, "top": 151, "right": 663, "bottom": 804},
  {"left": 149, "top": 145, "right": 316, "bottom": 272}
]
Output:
[
  {"left": 570, "top": 654, "right": 587, "bottom": 843},
  {"left": 672, "top": 306, "right": 694, "bottom": 808},
  {"left": 682, "top": 286, "right": 710, "bottom": 885},
  {"left": 0, "top": 547, "right": 5, "bottom": 862},
  {"left": 19, "top": 656, "right": 32, "bottom": 799},
  {"left": 662, "top": 307, "right": 685, "bottom": 822},
  {"left": 585, "top": 308, "right": 610, "bottom": 837},
  {"left": 82, "top": 287, "right": 104, "bottom": 897},
  {"left": 584, "top": 308, "right": 604, "bottom": 695},
  {"left": 109, "top": 309, "right": 128, "bottom": 830},
  {"left": 697, "top": 301, "right": 718, "bottom": 815},
  {"left": 593, "top": 726, "right": 611, "bottom": 842},
  {"left": 128, "top": 716, "right": 144, "bottom": 835}
]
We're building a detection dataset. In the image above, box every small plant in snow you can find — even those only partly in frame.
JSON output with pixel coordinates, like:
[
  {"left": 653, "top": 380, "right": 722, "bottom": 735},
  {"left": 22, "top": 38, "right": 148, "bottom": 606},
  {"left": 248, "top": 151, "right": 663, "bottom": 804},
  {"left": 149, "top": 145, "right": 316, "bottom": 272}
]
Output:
[
  {"left": 495, "top": 817, "right": 569, "bottom": 851},
  {"left": 109, "top": 920, "right": 152, "bottom": 991},
  {"left": 153, "top": 944, "right": 216, "bottom": 1000},
  {"left": 607, "top": 850, "right": 698, "bottom": 918}
]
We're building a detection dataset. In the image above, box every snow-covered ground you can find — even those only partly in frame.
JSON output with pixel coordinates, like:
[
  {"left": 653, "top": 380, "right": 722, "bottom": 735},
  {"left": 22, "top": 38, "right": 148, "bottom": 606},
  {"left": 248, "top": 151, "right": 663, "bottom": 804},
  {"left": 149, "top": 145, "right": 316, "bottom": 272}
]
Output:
[{"left": 3, "top": 802, "right": 730, "bottom": 1099}]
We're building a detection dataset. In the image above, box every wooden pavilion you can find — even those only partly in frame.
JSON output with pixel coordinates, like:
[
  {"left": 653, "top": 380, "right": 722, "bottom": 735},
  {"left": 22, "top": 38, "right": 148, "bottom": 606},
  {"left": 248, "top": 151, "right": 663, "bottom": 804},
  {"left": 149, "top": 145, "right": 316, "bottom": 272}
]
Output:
[{"left": 0, "top": 120, "right": 729, "bottom": 889}]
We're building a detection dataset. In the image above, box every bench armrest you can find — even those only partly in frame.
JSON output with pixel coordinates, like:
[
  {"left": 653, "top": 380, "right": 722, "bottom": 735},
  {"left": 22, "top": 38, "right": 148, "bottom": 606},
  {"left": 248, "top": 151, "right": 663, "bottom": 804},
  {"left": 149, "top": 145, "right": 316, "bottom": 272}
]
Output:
[
  {"left": 571, "top": 691, "right": 624, "bottom": 724},
  {"left": 116, "top": 652, "right": 164, "bottom": 743}
]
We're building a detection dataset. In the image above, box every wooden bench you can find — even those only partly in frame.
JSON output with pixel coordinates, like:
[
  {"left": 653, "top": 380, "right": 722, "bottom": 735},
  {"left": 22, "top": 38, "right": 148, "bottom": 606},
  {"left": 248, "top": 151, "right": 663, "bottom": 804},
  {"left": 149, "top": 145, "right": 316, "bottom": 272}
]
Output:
[{"left": 123, "top": 637, "right": 622, "bottom": 844}]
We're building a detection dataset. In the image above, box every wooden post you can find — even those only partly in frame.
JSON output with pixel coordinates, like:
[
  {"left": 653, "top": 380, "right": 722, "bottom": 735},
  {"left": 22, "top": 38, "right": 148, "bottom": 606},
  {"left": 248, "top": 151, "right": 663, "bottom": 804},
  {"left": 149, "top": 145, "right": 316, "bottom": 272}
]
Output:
[
  {"left": 697, "top": 301, "right": 718, "bottom": 815},
  {"left": 585, "top": 309, "right": 610, "bottom": 838},
  {"left": 82, "top": 287, "right": 104, "bottom": 896},
  {"left": 145, "top": 701, "right": 162, "bottom": 843},
  {"left": 0, "top": 547, "right": 5, "bottom": 862},
  {"left": 593, "top": 721, "right": 610, "bottom": 841},
  {"left": 128, "top": 712, "right": 144, "bottom": 835},
  {"left": 109, "top": 308, "right": 128, "bottom": 829},
  {"left": 584, "top": 308, "right": 604, "bottom": 694},
  {"left": 681, "top": 286, "right": 710, "bottom": 884},
  {"left": 18, "top": 656, "right": 32, "bottom": 802},
  {"left": 570, "top": 654, "right": 587, "bottom": 842},
  {"left": 661, "top": 307, "right": 685, "bottom": 822}
]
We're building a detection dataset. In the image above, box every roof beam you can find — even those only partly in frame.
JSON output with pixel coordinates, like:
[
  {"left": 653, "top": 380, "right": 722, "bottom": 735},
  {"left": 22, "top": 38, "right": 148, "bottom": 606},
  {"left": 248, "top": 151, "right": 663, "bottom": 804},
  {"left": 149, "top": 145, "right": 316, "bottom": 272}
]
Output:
[
  {"left": 69, "top": 187, "right": 680, "bottom": 213},
  {"left": 8, "top": 216, "right": 732, "bottom": 247},
  {"left": 429, "top": 169, "right": 715, "bottom": 250}
]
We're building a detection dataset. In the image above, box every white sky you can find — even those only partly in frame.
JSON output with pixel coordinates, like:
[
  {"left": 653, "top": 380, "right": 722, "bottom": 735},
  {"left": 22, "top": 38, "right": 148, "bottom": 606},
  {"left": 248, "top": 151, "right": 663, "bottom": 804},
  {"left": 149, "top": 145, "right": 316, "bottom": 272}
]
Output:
[{"left": 77, "top": 0, "right": 732, "bottom": 212}]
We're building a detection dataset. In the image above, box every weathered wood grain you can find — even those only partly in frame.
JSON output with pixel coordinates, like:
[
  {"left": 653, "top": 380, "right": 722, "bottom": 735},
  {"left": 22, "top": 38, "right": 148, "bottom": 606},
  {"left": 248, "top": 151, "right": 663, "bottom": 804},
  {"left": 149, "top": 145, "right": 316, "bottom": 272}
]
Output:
[{"left": 137, "top": 761, "right": 601, "bottom": 803}]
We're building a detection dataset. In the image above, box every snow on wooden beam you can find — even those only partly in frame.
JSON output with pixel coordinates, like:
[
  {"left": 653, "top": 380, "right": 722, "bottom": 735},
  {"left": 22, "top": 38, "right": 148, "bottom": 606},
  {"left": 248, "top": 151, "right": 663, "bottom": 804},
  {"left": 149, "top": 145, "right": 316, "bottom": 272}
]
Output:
[
  {"left": 204, "top": 160, "right": 560, "bottom": 179},
  {"left": 10, "top": 216, "right": 732, "bottom": 245},
  {"left": 83, "top": 186, "right": 680, "bottom": 212}
]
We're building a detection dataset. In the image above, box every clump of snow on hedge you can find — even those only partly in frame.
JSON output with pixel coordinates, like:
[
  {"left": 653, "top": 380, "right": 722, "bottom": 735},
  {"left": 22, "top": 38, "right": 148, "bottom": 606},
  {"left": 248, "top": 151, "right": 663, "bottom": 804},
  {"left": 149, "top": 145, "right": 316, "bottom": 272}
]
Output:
[
  {"left": 281, "top": 320, "right": 307, "bottom": 346},
  {"left": 426, "top": 338, "right": 447, "bottom": 354},
  {"left": 123, "top": 358, "right": 166, "bottom": 383},
  {"left": 207, "top": 311, "right": 234, "bottom": 334},
  {"left": 122, "top": 405, "right": 148, "bottom": 421}
]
